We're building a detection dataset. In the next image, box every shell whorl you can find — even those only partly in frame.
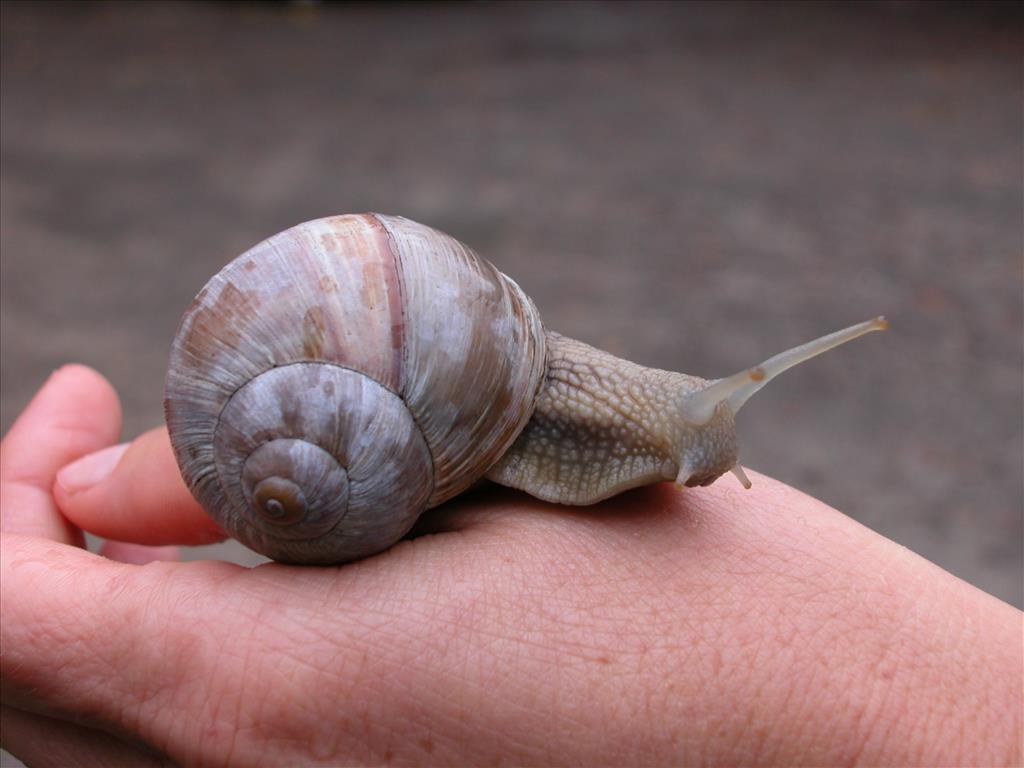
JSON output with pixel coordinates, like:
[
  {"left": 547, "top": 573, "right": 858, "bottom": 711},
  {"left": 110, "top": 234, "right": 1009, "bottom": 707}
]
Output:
[{"left": 165, "top": 214, "right": 546, "bottom": 564}]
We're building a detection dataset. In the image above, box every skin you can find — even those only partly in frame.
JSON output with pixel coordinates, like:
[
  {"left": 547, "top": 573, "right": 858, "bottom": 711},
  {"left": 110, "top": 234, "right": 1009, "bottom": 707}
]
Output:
[
  {"left": 1, "top": 366, "right": 1021, "bottom": 767},
  {"left": 488, "top": 331, "right": 738, "bottom": 503}
]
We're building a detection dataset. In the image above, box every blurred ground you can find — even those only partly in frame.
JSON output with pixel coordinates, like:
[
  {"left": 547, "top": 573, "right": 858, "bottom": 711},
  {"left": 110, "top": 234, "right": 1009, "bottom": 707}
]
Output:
[{"left": 1, "top": 0, "right": 1021, "bottom": 614}]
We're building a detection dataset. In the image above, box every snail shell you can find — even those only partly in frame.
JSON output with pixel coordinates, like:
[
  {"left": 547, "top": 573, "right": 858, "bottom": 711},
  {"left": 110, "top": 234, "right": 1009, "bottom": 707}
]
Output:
[{"left": 165, "top": 214, "right": 545, "bottom": 563}]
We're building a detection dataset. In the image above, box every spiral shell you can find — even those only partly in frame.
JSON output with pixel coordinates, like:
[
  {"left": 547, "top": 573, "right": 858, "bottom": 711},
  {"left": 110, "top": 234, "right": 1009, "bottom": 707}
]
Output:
[{"left": 165, "top": 214, "right": 546, "bottom": 563}]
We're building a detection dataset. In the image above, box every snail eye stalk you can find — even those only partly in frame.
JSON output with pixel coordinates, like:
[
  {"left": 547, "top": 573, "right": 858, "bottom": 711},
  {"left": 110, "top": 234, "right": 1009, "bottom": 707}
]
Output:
[{"left": 679, "top": 317, "right": 889, "bottom": 426}]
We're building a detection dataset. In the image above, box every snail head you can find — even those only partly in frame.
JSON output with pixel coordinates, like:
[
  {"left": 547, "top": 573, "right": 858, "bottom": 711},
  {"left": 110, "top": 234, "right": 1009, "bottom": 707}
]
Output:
[{"left": 676, "top": 317, "right": 890, "bottom": 489}]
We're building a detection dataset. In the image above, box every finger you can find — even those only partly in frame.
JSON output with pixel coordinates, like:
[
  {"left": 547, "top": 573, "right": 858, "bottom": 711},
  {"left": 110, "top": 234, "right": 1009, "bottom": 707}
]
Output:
[
  {"left": 0, "top": 705, "right": 168, "bottom": 768},
  {"left": 56, "top": 426, "right": 225, "bottom": 546},
  {"left": 0, "top": 365, "right": 122, "bottom": 544},
  {"left": 99, "top": 540, "right": 181, "bottom": 564}
]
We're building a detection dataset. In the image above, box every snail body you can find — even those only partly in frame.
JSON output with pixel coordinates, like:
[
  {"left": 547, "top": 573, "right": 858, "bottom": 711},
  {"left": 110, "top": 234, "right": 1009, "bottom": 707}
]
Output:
[{"left": 166, "top": 213, "right": 886, "bottom": 564}]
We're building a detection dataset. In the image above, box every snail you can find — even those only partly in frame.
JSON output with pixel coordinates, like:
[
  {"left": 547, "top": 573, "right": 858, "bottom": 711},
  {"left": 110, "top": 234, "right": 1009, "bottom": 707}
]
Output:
[{"left": 165, "top": 214, "right": 887, "bottom": 565}]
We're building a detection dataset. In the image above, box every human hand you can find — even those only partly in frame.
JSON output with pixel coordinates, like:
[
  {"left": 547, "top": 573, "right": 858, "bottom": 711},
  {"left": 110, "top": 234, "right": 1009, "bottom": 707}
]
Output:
[{"left": 2, "top": 367, "right": 1020, "bottom": 766}]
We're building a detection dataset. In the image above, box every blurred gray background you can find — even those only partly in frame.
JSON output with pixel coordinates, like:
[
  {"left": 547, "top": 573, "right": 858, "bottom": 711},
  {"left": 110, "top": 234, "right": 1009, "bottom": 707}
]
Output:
[{"left": 1, "top": 1, "right": 1021, "bottom": 610}]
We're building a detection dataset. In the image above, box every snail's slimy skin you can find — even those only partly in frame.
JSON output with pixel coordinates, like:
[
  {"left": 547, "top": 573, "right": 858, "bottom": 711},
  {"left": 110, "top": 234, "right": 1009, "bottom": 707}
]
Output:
[{"left": 488, "top": 332, "right": 738, "bottom": 504}]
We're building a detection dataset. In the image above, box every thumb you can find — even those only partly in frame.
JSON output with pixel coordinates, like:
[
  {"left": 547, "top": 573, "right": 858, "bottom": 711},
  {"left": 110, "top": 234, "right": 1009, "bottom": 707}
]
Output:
[{"left": 55, "top": 426, "right": 225, "bottom": 546}]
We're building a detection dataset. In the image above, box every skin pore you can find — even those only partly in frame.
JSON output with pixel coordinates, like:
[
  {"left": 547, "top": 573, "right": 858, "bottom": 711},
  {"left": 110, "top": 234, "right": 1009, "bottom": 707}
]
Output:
[{"left": 1, "top": 366, "right": 1020, "bottom": 766}]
